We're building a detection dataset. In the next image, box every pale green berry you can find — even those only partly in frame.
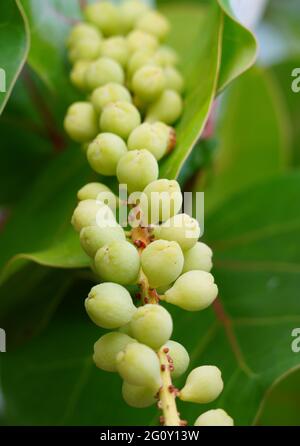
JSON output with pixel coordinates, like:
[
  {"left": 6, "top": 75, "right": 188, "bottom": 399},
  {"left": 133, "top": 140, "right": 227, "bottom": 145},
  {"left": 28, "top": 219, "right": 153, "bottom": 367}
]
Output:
[
  {"left": 91, "top": 83, "right": 132, "bottom": 114},
  {"left": 122, "top": 382, "right": 156, "bottom": 408},
  {"left": 164, "top": 67, "right": 184, "bottom": 93},
  {"left": 128, "top": 123, "right": 170, "bottom": 160},
  {"left": 101, "top": 37, "right": 129, "bottom": 67},
  {"left": 141, "top": 240, "right": 184, "bottom": 289},
  {"left": 116, "top": 342, "right": 162, "bottom": 390},
  {"left": 94, "top": 240, "right": 140, "bottom": 285},
  {"left": 117, "top": 150, "right": 158, "bottom": 193},
  {"left": 141, "top": 179, "right": 183, "bottom": 225},
  {"left": 130, "top": 304, "right": 173, "bottom": 350},
  {"left": 183, "top": 242, "right": 213, "bottom": 273},
  {"left": 93, "top": 332, "right": 136, "bottom": 372},
  {"left": 119, "top": 322, "right": 133, "bottom": 337},
  {"left": 64, "top": 102, "right": 98, "bottom": 143},
  {"left": 87, "top": 133, "right": 127, "bottom": 176},
  {"left": 136, "top": 11, "right": 170, "bottom": 41},
  {"left": 67, "top": 23, "right": 102, "bottom": 48},
  {"left": 70, "top": 60, "right": 91, "bottom": 91},
  {"left": 120, "top": 0, "right": 149, "bottom": 33},
  {"left": 77, "top": 182, "right": 118, "bottom": 207},
  {"left": 163, "top": 271, "right": 218, "bottom": 311},
  {"left": 127, "top": 49, "right": 157, "bottom": 79},
  {"left": 68, "top": 38, "right": 102, "bottom": 64},
  {"left": 157, "top": 214, "right": 200, "bottom": 251},
  {"left": 154, "top": 45, "right": 179, "bottom": 67},
  {"left": 100, "top": 101, "right": 141, "bottom": 140},
  {"left": 132, "top": 66, "right": 166, "bottom": 103},
  {"left": 85, "top": 57, "right": 124, "bottom": 91},
  {"left": 71, "top": 199, "right": 115, "bottom": 232},
  {"left": 85, "top": 283, "right": 136, "bottom": 329},
  {"left": 146, "top": 89, "right": 183, "bottom": 125},
  {"left": 163, "top": 340, "right": 190, "bottom": 379},
  {"left": 84, "top": 1, "right": 121, "bottom": 36},
  {"left": 80, "top": 225, "right": 125, "bottom": 258},
  {"left": 127, "top": 30, "right": 158, "bottom": 54},
  {"left": 194, "top": 409, "right": 234, "bottom": 426},
  {"left": 180, "top": 365, "right": 224, "bottom": 404}
]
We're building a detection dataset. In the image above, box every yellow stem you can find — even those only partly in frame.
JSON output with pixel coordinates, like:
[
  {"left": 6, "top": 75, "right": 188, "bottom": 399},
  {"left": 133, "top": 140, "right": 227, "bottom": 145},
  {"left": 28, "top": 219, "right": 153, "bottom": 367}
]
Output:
[{"left": 158, "top": 350, "right": 181, "bottom": 426}]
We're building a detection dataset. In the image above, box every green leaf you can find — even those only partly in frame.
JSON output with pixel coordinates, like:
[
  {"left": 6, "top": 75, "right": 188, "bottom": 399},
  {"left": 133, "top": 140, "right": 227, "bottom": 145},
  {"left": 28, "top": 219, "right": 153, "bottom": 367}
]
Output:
[
  {"left": 198, "top": 67, "right": 290, "bottom": 214},
  {"left": 0, "top": 0, "right": 30, "bottom": 114}
]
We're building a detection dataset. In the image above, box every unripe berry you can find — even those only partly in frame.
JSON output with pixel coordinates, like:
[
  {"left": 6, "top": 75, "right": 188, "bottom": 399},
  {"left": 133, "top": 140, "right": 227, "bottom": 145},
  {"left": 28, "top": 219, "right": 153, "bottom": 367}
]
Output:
[
  {"left": 154, "top": 45, "right": 179, "bottom": 67},
  {"left": 183, "top": 242, "right": 213, "bottom": 273},
  {"left": 85, "top": 57, "right": 124, "bottom": 91},
  {"left": 122, "top": 382, "right": 156, "bottom": 408},
  {"left": 91, "top": 83, "right": 132, "bottom": 114},
  {"left": 194, "top": 409, "right": 234, "bottom": 426},
  {"left": 128, "top": 122, "right": 171, "bottom": 160},
  {"left": 87, "top": 133, "right": 127, "bottom": 176},
  {"left": 127, "top": 49, "right": 157, "bottom": 80},
  {"left": 80, "top": 225, "right": 125, "bottom": 258},
  {"left": 136, "top": 11, "right": 170, "bottom": 41},
  {"left": 100, "top": 101, "right": 141, "bottom": 140},
  {"left": 77, "top": 182, "right": 118, "bottom": 207},
  {"left": 70, "top": 60, "right": 90, "bottom": 91},
  {"left": 163, "top": 270, "right": 218, "bottom": 311},
  {"left": 68, "top": 38, "right": 101, "bottom": 64},
  {"left": 101, "top": 36, "right": 129, "bottom": 67},
  {"left": 157, "top": 213, "right": 200, "bottom": 251},
  {"left": 180, "top": 366, "right": 224, "bottom": 404},
  {"left": 71, "top": 199, "right": 115, "bottom": 232},
  {"left": 164, "top": 67, "right": 184, "bottom": 93},
  {"left": 132, "top": 66, "right": 166, "bottom": 103},
  {"left": 120, "top": 0, "right": 149, "bottom": 33},
  {"left": 67, "top": 23, "right": 102, "bottom": 48},
  {"left": 85, "top": 283, "right": 136, "bottom": 329},
  {"left": 93, "top": 332, "right": 136, "bottom": 372},
  {"left": 127, "top": 30, "right": 158, "bottom": 54},
  {"left": 141, "top": 240, "right": 184, "bottom": 289},
  {"left": 117, "top": 150, "right": 158, "bottom": 193},
  {"left": 64, "top": 102, "right": 98, "bottom": 143},
  {"left": 142, "top": 179, "right": 183, "bottom": 225},
  {"left": 94, "top": 240, "right": 140, "bottom": 285},
  {"left": 146, "top": 89, "right": 183, "bottom": 125},
  {"left": 84, "top": 1, "right": 121, "bottom": 36},
  {"left": 116, "top": 343, "right": 162, "bottom": 391},
  {"left": 163, "top": 340, "right": 190, "bottom": 379},
  {"left": 130, "top": 304, "right": 173, "bottom": 350}
]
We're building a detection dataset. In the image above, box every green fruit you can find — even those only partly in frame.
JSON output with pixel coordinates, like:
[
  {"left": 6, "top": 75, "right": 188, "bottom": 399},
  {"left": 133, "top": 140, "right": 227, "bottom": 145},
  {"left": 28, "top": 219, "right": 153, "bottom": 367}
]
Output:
[
  {"left": 142, "top": 179, "right": 183, "bottom": 225},
  {"left": 128, "top": 123, "right": 170, "bottom": 160},
  {"left": 130, "top": 304, "right": 173, "bottom": 350},
  {"left": 117, "top": 150, "right": 158, "bottom": 193},
  {"left": 85, "top": 57, "right": 124, "bottom": 91},
  {"left": 85, "top": 283, "right": 136, "bottom": 329},
  {"left": 127, "top": 49, "right": 157, "bottom": 79},
  {"left": 164, "top": 67, "right": 184, "bottom": 93},
  {"left": 67, "top": 23, "right": 101, "bottom": 47},
  {"left": 68, "top": 38, "right": 101, "bottom": 63},
  {"left": 70, "top": 60, "right": 91, "bottom": 90},
  {"left": 163, "top": 340, "right": 190, "bottom": 379},
  {"left": 77, "top": 182, "right": 118, "bottom": 206},
  {"left": 94, "top": 240, "right": 140, "bottom": 285},
  {"left": 120, "top": 0, "right": 149, "bottom": 33},
  {"left": 64, "top": 102, "right": 98, "bottom": 143},
  {"left": 163, "top": 271, "right": 218, "bottom": 311},
  {"left": 84, "top": 1, "right": 121, "bottom": 36},
  {"left": 91, "top": 82, "right": 132, "bottom": 114},
  {"left": 157, "top": 213, "right": 200, "bottom": 251},
  {"left": 127, "top": 30, "right": 158, "bottom": 54},
  {"left": 154, "top": 45, "right": 179, "bottom": 67},
  {"left": 194, "top": 409, "right": 234, "bottom": 426},
  {"left": 71, "top": 199, "right": 114, "bottom": 232},
  {"left": 141, "top": 240, "right": 184, "bottom": 289},
  {"left": 146, "top": 89, "right": 183, "bottom": 125},
  {"left": 87, "top": 133, "right": 127, "bottom": 176},
  {"left": 93, "top": 332, "right": 136, "bottom": 372},
  {"left": 180, "top": 366, "right": 224, "bottom": 404},
  {"left": 183, "top": 242, "right": 213, "bottom": 273},
  {"left": 116, "top": 343, "right": 162, "bottom": 390},
  {"left": 80, "top": 225, "right": 125, "bottom": 258},
  {"left": 122, "top": 382, "right": 156, "bottom": 408},
  {"left": 136, "top": 11, "right": 170, "bottom": 41},
  {"left": 101, "top": 36, "right": 129, "bottom": 67},
  {"left": 100, "top": 101, "right": 141, "bottom": 140},
  {"left": 132, "top": 65, "right": 166, "bottom": 102}
]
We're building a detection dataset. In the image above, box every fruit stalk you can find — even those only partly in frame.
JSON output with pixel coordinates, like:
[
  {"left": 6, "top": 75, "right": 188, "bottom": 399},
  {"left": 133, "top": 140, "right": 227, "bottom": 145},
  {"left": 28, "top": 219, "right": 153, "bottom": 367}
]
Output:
[{"left": 158, "top": 349, "right": 181, "bottom": 426}]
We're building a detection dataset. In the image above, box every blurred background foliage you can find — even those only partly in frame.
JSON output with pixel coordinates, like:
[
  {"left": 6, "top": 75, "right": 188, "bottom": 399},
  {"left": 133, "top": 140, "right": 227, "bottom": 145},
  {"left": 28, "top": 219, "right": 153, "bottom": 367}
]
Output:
[{"left": 0, "top": 0, "right": 299, "bottom": 426}]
